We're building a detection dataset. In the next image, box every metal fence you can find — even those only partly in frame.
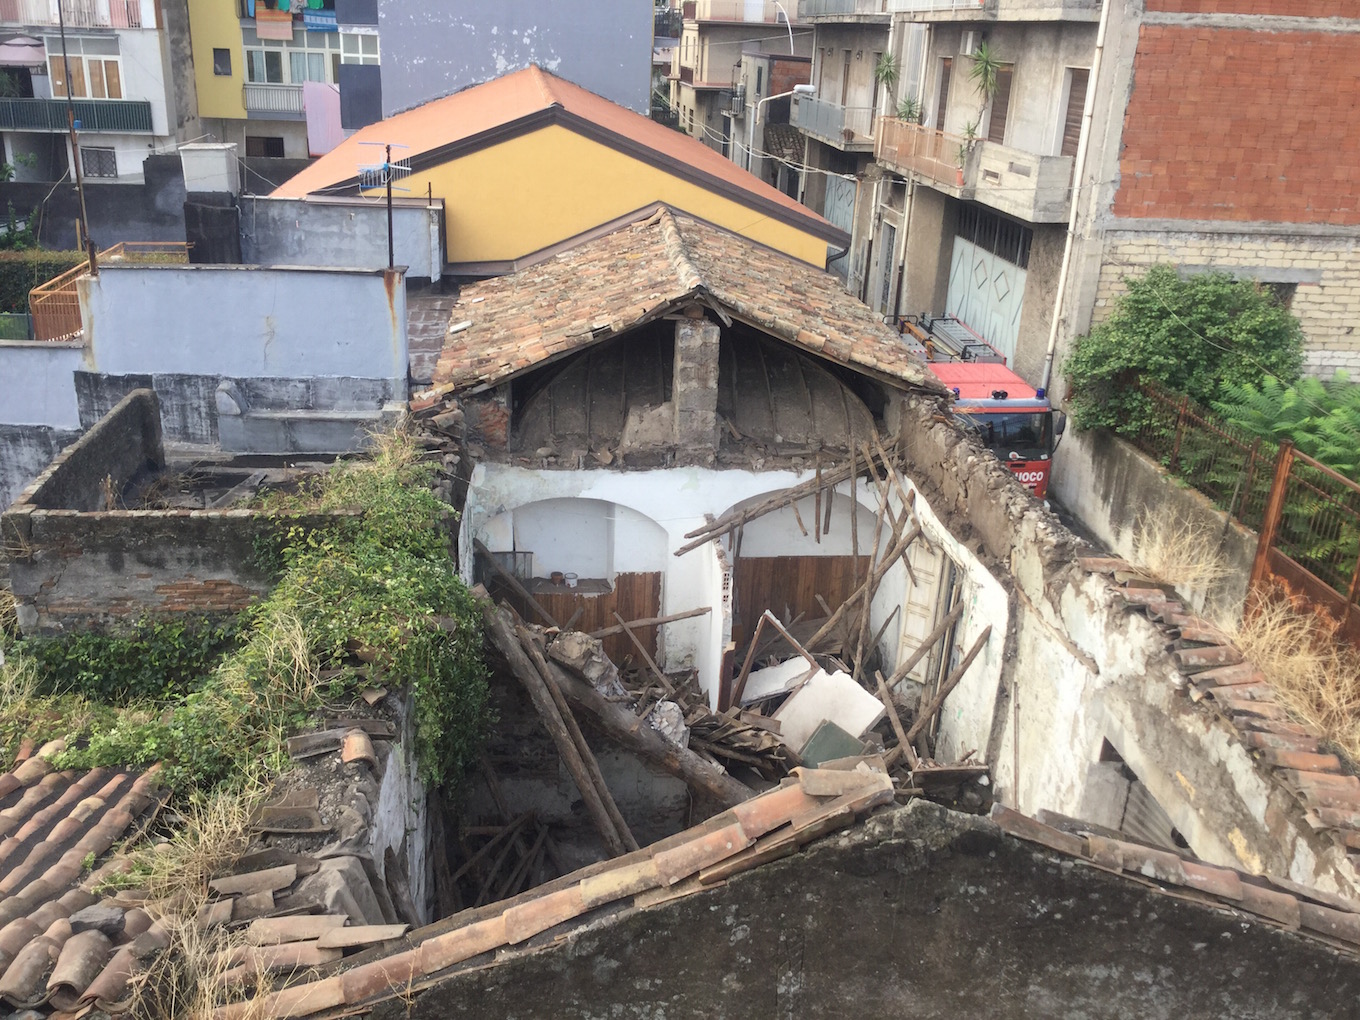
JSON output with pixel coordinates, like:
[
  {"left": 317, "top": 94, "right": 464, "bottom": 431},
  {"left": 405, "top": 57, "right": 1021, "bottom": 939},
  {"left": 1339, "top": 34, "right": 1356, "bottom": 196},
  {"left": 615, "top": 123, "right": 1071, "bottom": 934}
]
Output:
[
  {"left": 1127, "top": 381, "right": 1360, "bottom": 636},
  {"left": 29, "top": 242, "right": 189, "bottom": 342}
]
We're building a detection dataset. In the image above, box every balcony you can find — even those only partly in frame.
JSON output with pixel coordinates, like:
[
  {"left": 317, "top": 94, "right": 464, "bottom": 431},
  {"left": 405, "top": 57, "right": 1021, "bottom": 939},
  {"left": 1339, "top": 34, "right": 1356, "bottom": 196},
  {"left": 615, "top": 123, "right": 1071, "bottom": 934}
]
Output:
[
  {"left": 690, "top": 0, "right": 797, "bottom": 23},
  {"left": 876, "top": 118, "right": 1072, "bottom": 221},
  {"left": 972, "top": 139, "right": 1073, "bottom": 221},
  {"left": 0, "top": 97, "right": 151, "bottom": 132},
  {"left": 791, "top": 95, "right": 875, "bottom": 150},
  {"left": 885, "top": 0, "right": 1100, "bottom": 20},
  {"left": 243, "top": 83, "right": 305, "bottom": 119},
  {"left": 0, "top": 0, "right": 143, "bottom": 28},
  {"left": 655, "top": 7, "right": 682, "bottom": 37},
  {"left": 797, "top": 0, "right": 888, "bottom": 20}
]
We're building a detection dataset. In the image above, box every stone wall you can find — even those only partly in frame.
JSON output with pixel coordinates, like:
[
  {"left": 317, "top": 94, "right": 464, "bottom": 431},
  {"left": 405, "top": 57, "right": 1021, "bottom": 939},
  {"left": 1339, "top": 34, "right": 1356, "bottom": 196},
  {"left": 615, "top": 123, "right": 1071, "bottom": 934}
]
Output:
[{"left": 1093, "top": 229, "right": 1360, "bottom": 377}]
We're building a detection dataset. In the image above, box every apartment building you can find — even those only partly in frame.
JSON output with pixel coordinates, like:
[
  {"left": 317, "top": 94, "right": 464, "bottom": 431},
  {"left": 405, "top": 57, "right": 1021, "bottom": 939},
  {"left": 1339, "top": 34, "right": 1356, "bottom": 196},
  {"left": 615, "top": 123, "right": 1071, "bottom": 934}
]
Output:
[
  {"left": 725, "top": 48, "right": 810, "bottom": 194},
  {"left": 814, "top": 0, "right": 1360, "bottom": 393},
  {"left": 670, "top": 0, "right": 812, "bottom": 156},
  {"left": 0, "top": 0, "right": 197, "bottom": 184},
  {"left": 188, "top": 0, "right": 380, "bottom": 161}
]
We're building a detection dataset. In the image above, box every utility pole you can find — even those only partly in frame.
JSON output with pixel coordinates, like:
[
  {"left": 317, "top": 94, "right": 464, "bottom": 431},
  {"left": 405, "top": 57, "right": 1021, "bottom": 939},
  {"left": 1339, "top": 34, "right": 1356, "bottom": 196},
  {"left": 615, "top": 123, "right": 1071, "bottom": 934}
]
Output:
[
  {"left": 386, "top": 142, "right": 394, "bottom": 270},
  {"left": 56, "top": 0, "right": 95, "bottom": 275}
]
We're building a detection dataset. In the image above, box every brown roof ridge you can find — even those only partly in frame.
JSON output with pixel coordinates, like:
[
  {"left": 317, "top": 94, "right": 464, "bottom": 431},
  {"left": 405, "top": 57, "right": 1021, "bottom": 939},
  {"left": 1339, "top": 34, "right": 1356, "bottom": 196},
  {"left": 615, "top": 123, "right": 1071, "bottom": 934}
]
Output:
[
  {"left": 990, "top": 803, "right": 1360, "bottom": 950},
  {"left": 1078, "top": 557, "right": 1360, "bottom": 884},
  {"left": 657, "top": 206, "right": 702, "bottom": 294},
  {"left": 209, "top": 769, "right": 896, "bottom": 1020}
]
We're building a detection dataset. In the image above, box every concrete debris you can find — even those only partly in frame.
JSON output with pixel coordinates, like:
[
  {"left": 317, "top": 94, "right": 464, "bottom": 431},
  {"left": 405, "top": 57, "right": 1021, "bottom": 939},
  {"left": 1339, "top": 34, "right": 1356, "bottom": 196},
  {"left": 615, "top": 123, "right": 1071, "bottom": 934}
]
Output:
[
  {"left": 645, "top": 701, "right": 689, "bottom": 748},
  {"left": 773, "top": 669, "right": 885, "bottom": 755}
]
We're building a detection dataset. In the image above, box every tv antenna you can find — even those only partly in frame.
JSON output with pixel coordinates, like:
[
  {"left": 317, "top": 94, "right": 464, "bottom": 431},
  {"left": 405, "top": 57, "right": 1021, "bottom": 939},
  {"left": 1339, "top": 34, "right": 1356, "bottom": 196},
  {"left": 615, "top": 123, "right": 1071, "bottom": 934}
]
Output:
[{"left": 358, "top": 142, "right": 410, "bottom": 269}]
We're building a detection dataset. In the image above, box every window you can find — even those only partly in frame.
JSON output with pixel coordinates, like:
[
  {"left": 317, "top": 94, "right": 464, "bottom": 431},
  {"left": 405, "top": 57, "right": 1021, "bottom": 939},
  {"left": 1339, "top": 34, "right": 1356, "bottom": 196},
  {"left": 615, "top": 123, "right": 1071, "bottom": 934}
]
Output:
[
  {"left": 934, "top": 56, "right": 951, "bottom": 129},
  {"left": 80, "top": 146, "right": 117, "bottom": 178},
  {"left": 212, "top": 47, "right": 232, "bottom": 76},
  {"left": 957, "top": 204, "right": 1032, "bottom": 269},
  {"left": 1060, "top": 67, "right": 1088, "bottom": 158},
  {"left": 243, "top": 28, "right": 348, "bottom": 86},
  {"left": 840, "top": 49, "right": 851, "bottom": 105},
  {"left": 754, "top": 65, "right": 762, "bottom": 98},
  {"left": 870, "top": 51, "right": 881, "bottom": 113},
  {"left": 340, "top": 31, "right": 379, "bottom": 65},
  {"left": 986, "top": 64, "right": 1013, "bottom": 144},
  {"left": 245, "top": 135, "right": 285, "bottom": 158},
  {"left": 46, "top": 37, "right": 122, "bottom": 99}
]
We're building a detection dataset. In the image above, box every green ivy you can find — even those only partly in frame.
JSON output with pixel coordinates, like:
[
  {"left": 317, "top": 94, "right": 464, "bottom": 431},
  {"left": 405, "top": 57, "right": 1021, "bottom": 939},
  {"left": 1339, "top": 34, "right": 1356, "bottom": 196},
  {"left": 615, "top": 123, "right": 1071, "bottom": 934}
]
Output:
[
  {"left": 15, "top": 616, "right": 243, "bottom": 703},
  {"left": 1062, "top": 265, "right": 1304, "bottom": 435},
  {"left": 20, "top": 431, "right": 490, "bottom": 797}
]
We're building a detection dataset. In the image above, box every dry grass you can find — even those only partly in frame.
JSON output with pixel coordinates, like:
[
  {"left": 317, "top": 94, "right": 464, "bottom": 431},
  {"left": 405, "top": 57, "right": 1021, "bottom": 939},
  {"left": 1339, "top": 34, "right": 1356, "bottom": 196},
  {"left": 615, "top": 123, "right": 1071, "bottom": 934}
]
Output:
[
  {"left": 125, "top": 781, "right": 275, "bottom": 1020},
  {"left": 1231, "top": 591, "right": 1360, "bottom": 763},
  {"left": 364, "top": 413, "right": 419, "bottom": 473},
  {"left": 1131, "top": 509, "right": 1234, "bottom": 596},
  {"left": 0, "top": 587, "right": 17, "bottom": 638}
]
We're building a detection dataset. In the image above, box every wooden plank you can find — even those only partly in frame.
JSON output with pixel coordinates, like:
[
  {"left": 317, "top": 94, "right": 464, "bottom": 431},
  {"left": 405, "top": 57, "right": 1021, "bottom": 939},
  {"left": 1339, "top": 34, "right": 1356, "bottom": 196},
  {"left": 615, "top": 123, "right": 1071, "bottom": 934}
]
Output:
[
  {"left": 502, "top": 572, "right": 661, "bottom": 662},
  {"left": 730, "top": 556, "right": 870, "bottom": 648}
]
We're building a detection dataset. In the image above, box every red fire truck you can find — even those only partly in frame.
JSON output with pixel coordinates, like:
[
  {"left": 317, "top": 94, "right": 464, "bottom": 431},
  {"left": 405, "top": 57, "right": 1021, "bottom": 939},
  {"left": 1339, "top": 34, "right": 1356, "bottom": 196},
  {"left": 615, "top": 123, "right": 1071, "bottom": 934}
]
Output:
[{"left": 900, "top": 315, "right": 1065, "bottom": 499}]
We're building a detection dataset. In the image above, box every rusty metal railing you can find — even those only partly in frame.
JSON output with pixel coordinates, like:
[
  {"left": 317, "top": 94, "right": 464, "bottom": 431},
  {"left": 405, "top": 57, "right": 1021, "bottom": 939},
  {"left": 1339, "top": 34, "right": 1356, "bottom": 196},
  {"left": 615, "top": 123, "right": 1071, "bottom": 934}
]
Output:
[
  {"left": 29, "top": 241, "right": 189, "bottom": 341},
  {"left": 1126, "top": 380, "right": 1360, "bottom": 638}
]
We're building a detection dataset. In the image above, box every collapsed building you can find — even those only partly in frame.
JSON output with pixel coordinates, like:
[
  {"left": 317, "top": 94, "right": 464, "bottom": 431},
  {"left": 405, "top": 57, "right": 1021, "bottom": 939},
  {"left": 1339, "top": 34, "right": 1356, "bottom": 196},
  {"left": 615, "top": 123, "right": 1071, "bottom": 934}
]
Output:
[{"left": 5, "top": 203, "right": 1360, "bottom": 1016}]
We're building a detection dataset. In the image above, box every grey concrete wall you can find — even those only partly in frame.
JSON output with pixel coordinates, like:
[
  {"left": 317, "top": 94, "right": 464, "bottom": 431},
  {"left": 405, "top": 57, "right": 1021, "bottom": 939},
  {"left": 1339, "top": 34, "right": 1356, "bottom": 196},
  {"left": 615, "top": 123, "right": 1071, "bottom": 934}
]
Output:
[
  {"left": 0, "top": 426, "right": 79, "bottom": 513},
  {"left": 1051, "top": 427, "right": 1255, "bottom": 619},
  {"left": 0, "top": 341, "right": 84, "bottom": 428},
  {"left": 0, "top": 155, "right": 188, "bottom": 251},
  {"left": 240, "top": 196, "right": 443, "bottom": 281},
  {"left": 18, "top": 389, "right": 163, "bottom": 513},
  {"left": 402, "top": 802, "right": 1360, "bottom": 1019},
  {"left": 902, "top": 185, "right": 952, "bottom": 318},
  {"left": 378, "top": 0, "right": 652, "bottom": 116},
  {"left": 1011, "top": 222, "right": 1065, "bottom": 386},
  {"left": 79, "top": 265, "right": 407, "bottom": 383}
]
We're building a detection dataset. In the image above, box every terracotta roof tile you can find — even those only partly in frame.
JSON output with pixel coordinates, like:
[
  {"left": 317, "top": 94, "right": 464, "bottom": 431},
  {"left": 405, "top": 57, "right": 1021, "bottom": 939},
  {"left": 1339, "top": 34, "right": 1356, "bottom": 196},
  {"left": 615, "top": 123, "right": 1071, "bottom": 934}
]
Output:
[{"left": 431, "top": 207, "right": 941, "bottom": 396}]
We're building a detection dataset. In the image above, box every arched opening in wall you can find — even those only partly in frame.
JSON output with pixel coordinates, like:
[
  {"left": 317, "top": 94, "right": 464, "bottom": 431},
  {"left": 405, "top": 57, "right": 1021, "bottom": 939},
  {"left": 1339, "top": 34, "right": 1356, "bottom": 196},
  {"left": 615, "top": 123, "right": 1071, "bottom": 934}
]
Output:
[
  {"left": 510, "top": 324, "right": 674, "bottom": 461},
  {"left": 717, "top": 326, "right": 883, "bottom": 455},
  {"left": 475, "top": 497, "right": 668, "bottom": 661}
]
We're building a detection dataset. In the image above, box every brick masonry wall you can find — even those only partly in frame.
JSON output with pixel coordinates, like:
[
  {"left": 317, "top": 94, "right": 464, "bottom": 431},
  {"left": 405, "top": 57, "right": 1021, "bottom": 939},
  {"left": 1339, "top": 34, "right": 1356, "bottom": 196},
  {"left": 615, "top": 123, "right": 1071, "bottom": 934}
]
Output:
[
  {"left": 1091, "top": 232, "right": 1360, "bottom": 377},
  {"left": 3, "top": 508, "right": 355, "bottom": 634},
  {"left": 1145, "top": 0, "right": 1352, "bottom": 14},
  {"left": 1115, "top": 26, "right": 1360, "bottom": 225}
]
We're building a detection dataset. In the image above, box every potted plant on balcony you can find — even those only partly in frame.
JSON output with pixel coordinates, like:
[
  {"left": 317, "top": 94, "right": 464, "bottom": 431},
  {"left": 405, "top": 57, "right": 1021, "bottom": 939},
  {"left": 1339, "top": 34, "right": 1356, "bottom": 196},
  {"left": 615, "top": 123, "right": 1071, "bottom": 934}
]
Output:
[
  {"left": 955, "top": 120, "right": 979, "bottom": 187},
  {"left": 895, "top": 95, "right": 923, "bottom": 124}
]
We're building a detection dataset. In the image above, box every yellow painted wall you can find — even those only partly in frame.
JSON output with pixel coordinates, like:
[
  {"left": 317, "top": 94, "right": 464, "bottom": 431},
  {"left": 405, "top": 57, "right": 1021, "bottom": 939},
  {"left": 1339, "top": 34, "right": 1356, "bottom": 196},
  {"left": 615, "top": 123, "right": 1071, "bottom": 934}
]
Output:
[
  {"left": 188, "top": 0, "right": 245, "bottom": 121},
  {"left": 385, "top": 124, "right": 828, "bottom": 266}
]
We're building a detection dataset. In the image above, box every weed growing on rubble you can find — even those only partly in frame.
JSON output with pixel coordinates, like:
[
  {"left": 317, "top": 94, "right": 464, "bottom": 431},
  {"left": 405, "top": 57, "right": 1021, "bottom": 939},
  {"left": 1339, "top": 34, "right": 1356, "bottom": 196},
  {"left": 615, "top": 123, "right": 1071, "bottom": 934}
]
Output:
[
  {"left": 1230, "top": 592, "right": 1360, "bottom": 765},
  {"left": 1131, "top": 510, "right": 1233, "bottom": 599},
  {"left": 4, "top": 419, "right": 489, "bottom": 795}
]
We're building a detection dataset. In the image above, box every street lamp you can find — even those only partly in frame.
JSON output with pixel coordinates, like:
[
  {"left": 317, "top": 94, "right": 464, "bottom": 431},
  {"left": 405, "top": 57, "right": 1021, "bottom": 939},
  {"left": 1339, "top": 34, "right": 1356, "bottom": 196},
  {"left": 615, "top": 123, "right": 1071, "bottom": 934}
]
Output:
[{"left": 747, "top": 82, "right": 816, "bottom": 177}]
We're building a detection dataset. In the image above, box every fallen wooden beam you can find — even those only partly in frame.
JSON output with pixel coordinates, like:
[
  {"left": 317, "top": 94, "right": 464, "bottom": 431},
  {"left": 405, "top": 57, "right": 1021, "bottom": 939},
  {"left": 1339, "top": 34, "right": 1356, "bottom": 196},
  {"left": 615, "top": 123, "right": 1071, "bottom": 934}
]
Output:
[
  {"left": 545, "top": 657, "right": 754, "bottom": 809},
  {"left": 586, "top": 606, "right": 711, "bottom": 639},
  {"left": 481, "top": 602, "right": 626, "bottom": 856},
  {"left": 876, "top": 669, "right": 918, "bottom": 770}
]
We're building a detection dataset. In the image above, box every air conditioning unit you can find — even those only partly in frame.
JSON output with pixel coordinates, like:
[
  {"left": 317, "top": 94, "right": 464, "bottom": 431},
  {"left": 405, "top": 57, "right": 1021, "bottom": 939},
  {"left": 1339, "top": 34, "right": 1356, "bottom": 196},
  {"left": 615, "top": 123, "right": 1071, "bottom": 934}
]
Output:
[
  {"left": 960, "top": 31, "right": 979, "bottom": 57},
  {"left": 731, "top": 82, "right": 746, "bottom": 114}
]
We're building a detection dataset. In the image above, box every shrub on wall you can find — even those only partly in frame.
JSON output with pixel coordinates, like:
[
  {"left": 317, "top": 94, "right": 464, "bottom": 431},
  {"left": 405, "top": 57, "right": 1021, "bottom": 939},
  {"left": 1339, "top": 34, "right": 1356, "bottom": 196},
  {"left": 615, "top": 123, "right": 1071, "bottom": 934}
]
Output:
[
  {"left": 0, "top": 248, "right": 87, "bottom": 312},
  {"left": 1063, "top": 264, "right": 1305, "bottom": 434}
]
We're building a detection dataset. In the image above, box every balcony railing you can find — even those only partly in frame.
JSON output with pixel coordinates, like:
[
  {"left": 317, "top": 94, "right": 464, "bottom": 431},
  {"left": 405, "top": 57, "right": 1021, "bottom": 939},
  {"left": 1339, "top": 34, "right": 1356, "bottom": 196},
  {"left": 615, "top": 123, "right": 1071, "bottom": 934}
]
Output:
[
  {"left": 0, "top": 97, "right": 152, "bottom": 132},
  {"left": 655, "top": 7, "right": 682, "bottom": 36},
  {"left": 243, "top": 83, "right": 305, "bottom": 116},
  {"left": 876, "top": 119, "right": 1074, "bottom": 221},
  {"left": 876, "top": 118, "right": 967, "bottom": 188},
  {"left": 0, "top": 0, "right": 143, "bottom": 28},
  {"left": 30, "top": 242, "right": 188, "bottom": 342},
  {"left": 797, "top": 0, "right": 888, "bottom": 17},
  {"left": 791, "top": 95, "right": 875, "bottom": 148},
  {"left": 693, "top": 0, "right": 797, "bottom": 23},
  {"left": 887, "top": 0, "right": 1099, "bottom": 15}
]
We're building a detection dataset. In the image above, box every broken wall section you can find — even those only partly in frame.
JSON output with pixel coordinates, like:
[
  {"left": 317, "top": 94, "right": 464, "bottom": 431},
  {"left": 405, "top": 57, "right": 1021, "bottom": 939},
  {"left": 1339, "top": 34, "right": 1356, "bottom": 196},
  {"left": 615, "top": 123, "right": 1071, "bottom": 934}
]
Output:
[{"left": 893, "top": 393, "right": 1360, "bottom": 900}]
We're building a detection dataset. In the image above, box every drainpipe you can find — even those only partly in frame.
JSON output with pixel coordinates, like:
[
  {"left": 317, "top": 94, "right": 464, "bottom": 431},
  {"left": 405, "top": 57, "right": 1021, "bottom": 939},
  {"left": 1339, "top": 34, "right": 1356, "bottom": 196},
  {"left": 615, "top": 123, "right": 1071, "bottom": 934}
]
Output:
[{"left": 1038, "top": 0, "right": 1112, "bottom": 395}]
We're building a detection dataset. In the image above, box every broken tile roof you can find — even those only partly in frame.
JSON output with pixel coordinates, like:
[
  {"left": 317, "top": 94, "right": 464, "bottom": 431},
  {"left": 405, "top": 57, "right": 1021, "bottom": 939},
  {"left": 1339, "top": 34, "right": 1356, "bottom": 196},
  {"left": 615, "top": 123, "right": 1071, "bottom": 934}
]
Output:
[
  {"left": 1080, "top": 556, "right": 1360, "bottom": 881},
  {"left": 273, "top": 66, "right": 842, "bottom": 246},
  {"left": 210, "top": 766, "right": 897, "bottom": 1019},
  {"left": 0, "top": 741, "right": 166, "bottom": 1015},
  {"left": 212, "top": 762, "right": 1360, "bottom": 1020},
  {"left": 431, "top": 206, "right": 944, "bottom": 396}
]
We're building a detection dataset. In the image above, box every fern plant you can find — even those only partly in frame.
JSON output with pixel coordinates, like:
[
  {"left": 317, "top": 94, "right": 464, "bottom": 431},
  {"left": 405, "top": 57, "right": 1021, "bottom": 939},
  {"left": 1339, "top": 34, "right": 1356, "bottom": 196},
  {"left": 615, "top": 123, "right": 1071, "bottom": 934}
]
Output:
[{"left": 1214, "top": 373, "right": 1360, "bottom": 479}]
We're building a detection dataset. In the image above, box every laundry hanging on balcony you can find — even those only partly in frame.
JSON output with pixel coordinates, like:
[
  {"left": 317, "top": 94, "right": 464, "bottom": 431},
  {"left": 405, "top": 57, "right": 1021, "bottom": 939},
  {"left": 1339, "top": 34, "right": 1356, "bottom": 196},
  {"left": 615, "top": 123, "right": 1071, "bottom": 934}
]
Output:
[{"left": 255, "top": 6, "right": 295, "bottom": 40}]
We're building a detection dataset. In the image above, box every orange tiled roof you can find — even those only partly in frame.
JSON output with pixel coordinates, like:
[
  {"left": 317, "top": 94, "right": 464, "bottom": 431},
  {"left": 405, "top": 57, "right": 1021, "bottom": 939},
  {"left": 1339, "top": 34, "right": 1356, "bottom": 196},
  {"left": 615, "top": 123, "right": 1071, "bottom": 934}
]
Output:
[
  {"left": 0, "top": 742, "right": 166, "bottom": 1015},
  {"left": 271, "top": 66, "right": 844, "bottom": 244},
  {"left": 431, "top": 206, "right": 943, "bottom": 395}
]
